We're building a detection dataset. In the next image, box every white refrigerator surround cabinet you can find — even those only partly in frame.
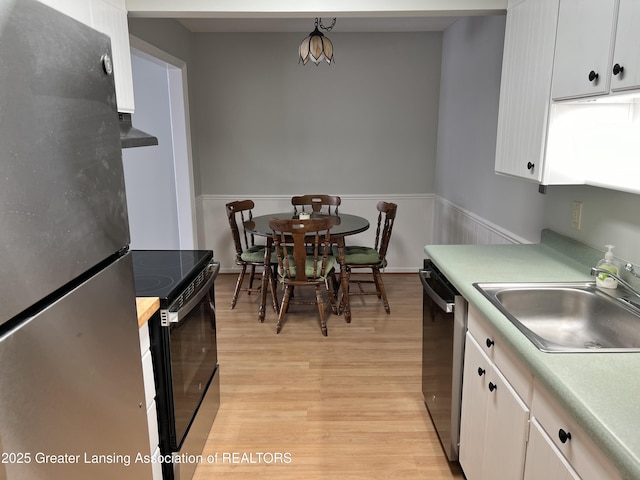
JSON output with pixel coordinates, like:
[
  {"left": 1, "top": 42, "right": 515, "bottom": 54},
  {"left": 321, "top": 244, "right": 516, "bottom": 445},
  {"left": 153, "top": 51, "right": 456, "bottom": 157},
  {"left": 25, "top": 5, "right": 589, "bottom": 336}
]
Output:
[{"left": 38, "top": 0, "right": 135, "bottom": 112}]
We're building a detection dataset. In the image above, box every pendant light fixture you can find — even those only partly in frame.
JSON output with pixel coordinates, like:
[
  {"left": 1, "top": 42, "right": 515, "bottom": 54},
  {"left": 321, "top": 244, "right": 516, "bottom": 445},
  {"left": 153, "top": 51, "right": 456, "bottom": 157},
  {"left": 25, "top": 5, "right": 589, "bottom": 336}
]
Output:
[{"left": 299, "top": 18, "right": 336, "bottom": 65}]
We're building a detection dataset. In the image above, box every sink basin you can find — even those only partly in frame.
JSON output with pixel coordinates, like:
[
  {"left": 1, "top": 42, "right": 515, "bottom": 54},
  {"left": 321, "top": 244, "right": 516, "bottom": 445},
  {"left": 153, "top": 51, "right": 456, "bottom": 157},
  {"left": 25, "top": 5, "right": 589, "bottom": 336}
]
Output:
[{"left": 473, "top": 282, "right": 640, "bottom": 353}]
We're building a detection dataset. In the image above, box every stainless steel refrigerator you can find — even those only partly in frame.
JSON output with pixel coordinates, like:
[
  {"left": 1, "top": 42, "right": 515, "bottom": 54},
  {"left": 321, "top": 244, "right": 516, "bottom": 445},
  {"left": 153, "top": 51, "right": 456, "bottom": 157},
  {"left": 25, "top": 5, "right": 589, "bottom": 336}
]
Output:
[{"left": 0, "top": 1, "right": 152, "bottom": 479}]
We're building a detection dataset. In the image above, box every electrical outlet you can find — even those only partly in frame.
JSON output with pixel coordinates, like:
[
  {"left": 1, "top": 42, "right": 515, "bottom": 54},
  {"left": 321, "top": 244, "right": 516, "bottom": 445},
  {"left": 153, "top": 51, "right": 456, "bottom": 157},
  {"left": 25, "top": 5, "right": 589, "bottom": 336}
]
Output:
[{"left": 571, "top": 201, "right": 583, "bottom": 230}]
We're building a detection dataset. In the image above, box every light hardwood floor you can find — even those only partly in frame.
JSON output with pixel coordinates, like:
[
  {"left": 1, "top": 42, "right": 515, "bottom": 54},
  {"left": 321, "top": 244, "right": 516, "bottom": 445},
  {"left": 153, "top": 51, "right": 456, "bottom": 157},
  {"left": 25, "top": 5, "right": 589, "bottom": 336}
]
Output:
[{"left": 193, "top": 272, "right": 465, "bottom": 479}]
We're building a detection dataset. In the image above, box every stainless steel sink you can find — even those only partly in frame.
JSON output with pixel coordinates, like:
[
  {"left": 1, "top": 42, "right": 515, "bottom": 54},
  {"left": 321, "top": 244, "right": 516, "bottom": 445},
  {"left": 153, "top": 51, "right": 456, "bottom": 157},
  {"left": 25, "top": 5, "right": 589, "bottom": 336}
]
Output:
[{"left": 473, "top": 282, "right": 640, "bottom": 353}]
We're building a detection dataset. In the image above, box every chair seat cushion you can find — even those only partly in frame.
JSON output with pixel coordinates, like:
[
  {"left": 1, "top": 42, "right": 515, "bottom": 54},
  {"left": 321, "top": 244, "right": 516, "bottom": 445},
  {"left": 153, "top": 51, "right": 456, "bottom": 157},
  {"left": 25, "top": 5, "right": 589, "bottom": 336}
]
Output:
[
  {"left": 280, "top": 255, "right": 336, "bottom": 279},
  {"left": 241, "top": 245, "right": 278, "bottom": 263},
  {"left": 333, "top": 245, "right": 381, "bottom": 265}
]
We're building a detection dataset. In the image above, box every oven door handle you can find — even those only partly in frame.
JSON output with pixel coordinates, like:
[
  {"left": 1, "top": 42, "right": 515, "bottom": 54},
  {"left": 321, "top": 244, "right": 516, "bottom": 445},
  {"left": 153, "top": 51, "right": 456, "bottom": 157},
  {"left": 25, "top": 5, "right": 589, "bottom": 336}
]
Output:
[
  {"left": 163, "top": 261, "right": 220, "bottom": 326},
  {"left": 420, "top": 268, "right": 455, "bottom": 313}
]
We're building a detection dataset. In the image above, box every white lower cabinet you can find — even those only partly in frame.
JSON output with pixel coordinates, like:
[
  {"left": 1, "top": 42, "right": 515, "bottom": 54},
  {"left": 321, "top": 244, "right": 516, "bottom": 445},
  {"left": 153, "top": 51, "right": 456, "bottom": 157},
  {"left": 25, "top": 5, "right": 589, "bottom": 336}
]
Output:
[
  {"left": 460, "top": 305, "right": 622, "bottom": 480},
  {"left": 139, "top": 322, "right": 162, "bottom": 480},
  {"left": 527, "top": 381, "right": 621, "bottom": 480},
  {"left": 459, "top": 333, "right": 530, "bottom": 480},
  {"left": 524, "top": 417, "right": 581, "bottom": 480}
]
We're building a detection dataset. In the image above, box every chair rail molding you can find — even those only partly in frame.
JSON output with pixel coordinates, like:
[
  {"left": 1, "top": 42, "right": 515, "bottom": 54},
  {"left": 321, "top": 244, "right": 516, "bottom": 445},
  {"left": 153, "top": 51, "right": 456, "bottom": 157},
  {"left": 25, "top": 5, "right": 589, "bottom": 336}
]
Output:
[
  {"left": 433, "top": 195, "right": 529, "bottom": 246},
  {"left": 197, "top": 193, "right": 435, "bottom": 273}
]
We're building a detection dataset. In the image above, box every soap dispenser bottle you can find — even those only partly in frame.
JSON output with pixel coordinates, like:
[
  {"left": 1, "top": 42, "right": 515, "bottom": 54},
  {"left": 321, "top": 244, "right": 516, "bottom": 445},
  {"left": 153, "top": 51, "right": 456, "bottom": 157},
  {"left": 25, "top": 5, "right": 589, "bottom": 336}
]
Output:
[{"left": 595, "top": 244, "right": 619, "bottom": 289}]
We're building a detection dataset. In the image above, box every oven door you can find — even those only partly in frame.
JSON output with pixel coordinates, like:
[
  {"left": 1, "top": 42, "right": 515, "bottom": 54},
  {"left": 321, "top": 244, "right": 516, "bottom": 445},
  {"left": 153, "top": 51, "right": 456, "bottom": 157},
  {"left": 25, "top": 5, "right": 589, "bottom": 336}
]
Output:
[{"left": 152, "top": 262, "right": 220, "bottom": 454}]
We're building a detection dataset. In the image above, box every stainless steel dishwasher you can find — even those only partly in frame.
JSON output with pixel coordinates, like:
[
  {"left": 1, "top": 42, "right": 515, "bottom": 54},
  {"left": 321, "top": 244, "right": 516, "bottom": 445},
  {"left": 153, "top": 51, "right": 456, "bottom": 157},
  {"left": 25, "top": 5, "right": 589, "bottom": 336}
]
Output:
[{"left": 420, "top": 259, "right": 468, "bottom": 462}]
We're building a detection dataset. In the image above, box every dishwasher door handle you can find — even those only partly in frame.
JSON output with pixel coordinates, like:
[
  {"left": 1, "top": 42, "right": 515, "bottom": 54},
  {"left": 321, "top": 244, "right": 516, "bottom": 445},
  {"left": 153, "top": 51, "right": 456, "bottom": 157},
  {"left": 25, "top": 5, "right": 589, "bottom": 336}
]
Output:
[{"left": 420, "top": 268, "right": 455, "bottom": 313}]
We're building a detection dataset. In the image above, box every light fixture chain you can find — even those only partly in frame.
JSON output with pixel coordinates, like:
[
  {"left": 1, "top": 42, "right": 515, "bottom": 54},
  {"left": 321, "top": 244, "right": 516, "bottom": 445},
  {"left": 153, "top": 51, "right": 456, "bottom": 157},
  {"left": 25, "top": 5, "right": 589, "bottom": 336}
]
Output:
[{"left": 318, "top": 17, "right": 336, "bottom": 32}]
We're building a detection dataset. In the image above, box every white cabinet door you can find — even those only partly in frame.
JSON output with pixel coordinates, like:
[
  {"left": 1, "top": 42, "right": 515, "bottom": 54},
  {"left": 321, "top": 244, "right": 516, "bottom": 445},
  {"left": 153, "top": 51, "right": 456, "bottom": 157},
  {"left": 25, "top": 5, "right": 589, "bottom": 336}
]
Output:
[
  {"left": 531, "top": 383, "right": 622, "bottom": 480},
  {"left": 551, "top": 0, "right": 618, "bottom": 100},
  {"left": 37, "top": 0, "right": 92, "bottom": 24},
  {"left": 37, "top": 0, "right": 135, "bottom": 113},
  {"left": 90, "top": 0, "right": 135, "bottom": 112},
  {"left": 459, "top": 334, "right": 530, "bottom": 480},
  {"left": 610, "top": 0, "right": 640, "bottom": 92},
  {"left": 483, "top": 360, "right": 530, "bottom": 480},
  {"left": 459, "top": 333, "right": 491, "bottom": 480},
  {"left": 494, "top": 0, "right": 560, "bottom": 182},
  {"left": 524, "top": 418, "right": 581, "bottom": 480}
]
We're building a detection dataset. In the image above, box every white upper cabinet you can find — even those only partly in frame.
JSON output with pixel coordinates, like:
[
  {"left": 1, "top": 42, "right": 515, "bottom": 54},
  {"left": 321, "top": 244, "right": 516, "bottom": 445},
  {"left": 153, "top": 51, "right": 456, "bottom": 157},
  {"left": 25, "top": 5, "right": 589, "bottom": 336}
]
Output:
[
  {"left": 38, "top": 0, "right": 135, "bottom": 113},
  {"left": 38, "top": 0, "right": 92, "bottom": 24},
  {"left": 494, "top": 0, "right": 562, "bottom": 182},
  {"left": 495, "top": 0, "right": 640, "bottom": 194},
  {"left": 90, "top": 0, "right": 134, "bottom": 112},
  {"left": 610, "top": 0, "right": 640, "bottom": 92},
  {"left": 551, "top": 0, "right": 617, "bottom": 100},
  {"left": 552, "top": 0, "right": 640, "bottom": 99}
]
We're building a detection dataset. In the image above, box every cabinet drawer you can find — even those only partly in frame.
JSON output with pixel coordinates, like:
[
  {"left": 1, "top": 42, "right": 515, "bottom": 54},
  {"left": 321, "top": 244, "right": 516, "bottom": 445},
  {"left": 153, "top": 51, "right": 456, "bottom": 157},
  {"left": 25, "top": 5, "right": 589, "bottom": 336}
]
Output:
[
  {"left": 468, "top": 304, "right": 497, "bottom": 359},
  {"left": 525, "top": 417, "right": 581, "bottom": 480},
  {"left": 531, "top": 381, "right": 621, "bottom": 480},
  {"left": 468, "top": 305, "right": 533, "bottom": 404}
]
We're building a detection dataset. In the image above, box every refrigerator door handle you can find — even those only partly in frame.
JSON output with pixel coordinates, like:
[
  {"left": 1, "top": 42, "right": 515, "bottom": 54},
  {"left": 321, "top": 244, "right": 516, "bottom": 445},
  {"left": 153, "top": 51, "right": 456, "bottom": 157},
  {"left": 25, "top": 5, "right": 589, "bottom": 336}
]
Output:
[{"left": 161, "top": 262, "right": 220, "bottom": 326}]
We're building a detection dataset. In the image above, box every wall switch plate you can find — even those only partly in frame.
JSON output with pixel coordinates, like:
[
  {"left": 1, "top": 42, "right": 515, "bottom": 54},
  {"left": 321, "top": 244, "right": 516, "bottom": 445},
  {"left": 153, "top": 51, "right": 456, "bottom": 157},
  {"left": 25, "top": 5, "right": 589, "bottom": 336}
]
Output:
[{"left": 571, "top": 201, "right": 583, "bottom": 230}]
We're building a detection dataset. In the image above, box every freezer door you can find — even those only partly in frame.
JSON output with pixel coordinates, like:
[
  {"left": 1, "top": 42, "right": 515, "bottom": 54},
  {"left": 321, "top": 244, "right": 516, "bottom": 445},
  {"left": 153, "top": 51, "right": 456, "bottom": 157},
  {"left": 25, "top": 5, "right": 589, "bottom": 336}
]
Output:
[
  {"left": 0, "top": 0, "right": 130, "bottom": 326},
  {"left": 0, "top": 254, "right": 152, "bottom": 480}
]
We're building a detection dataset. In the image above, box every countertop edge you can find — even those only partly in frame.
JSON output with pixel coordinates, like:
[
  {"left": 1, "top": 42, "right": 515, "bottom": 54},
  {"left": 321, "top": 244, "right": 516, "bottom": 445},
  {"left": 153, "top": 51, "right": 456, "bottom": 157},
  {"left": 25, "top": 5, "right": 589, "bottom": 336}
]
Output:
[{"left": 136, "top": 297, "right": 159, "bottom": 328}]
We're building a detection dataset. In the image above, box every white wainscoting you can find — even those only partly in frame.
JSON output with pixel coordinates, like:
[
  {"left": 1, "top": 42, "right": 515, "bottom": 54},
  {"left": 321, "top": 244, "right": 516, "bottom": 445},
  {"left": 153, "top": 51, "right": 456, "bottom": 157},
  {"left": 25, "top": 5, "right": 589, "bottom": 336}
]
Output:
[
  {"left": 433, "top": 196, "right": 528, "bottom": 246},
  {"left": 196, "top": 194, "right": 435, "bottom": 273}
]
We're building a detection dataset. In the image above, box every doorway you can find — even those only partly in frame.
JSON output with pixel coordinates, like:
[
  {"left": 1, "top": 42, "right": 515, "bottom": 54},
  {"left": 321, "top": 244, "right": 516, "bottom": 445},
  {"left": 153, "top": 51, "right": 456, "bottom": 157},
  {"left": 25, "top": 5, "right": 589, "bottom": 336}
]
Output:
[{"left": 121, "top": 39, "right": 196, "bottom": 250}]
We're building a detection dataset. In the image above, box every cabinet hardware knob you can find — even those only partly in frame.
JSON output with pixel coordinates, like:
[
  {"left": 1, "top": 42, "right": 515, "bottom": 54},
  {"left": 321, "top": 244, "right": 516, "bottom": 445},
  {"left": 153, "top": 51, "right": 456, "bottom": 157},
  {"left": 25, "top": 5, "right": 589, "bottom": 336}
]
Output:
[
  {"left": 613, "top": 63, "right": 625, "bottom": 76},
  {"left": 486, "top": 338, "right": 495, "bottom": 348},
  {"left": 488, "top": 382, "right": 497, "bottom": 392},
  {"left": 588, "top": 70, "right": 599, "bottom": 82},
  {"left": 558, "top": 428, "right": 572, "bottom": 444},
  {"left": 527, "top": 162, "right": 535, "bottom": 171},
  {"left": 477, "top": 367, "right": 486, "bottom": 377},
  {"left": 101, "top": 54, "right": 113, "bottom": 76}
]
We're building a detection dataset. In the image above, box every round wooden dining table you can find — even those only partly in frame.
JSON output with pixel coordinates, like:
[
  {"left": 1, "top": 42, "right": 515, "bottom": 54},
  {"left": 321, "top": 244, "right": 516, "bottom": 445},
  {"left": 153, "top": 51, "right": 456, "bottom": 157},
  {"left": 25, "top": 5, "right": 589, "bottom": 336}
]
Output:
[{"left": 244, "top": 212, "right": 370, "bottom": 324}]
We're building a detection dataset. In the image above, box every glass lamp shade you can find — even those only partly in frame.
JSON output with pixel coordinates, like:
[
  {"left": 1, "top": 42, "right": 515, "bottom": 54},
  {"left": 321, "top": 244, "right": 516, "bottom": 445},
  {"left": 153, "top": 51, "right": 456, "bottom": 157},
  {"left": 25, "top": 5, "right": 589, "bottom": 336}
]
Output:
[{"left": 299, "top": 27, "right": 334, "bottom": 65}]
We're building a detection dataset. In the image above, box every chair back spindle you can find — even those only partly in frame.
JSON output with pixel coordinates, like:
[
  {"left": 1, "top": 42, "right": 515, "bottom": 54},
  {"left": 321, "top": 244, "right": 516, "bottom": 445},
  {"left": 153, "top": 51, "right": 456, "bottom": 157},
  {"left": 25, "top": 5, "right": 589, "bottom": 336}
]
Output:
[
  {"left": 225, "top": 199, "right": 278, "bottom": 310},
  {"left": 291, "top": 194, "right": 341, "bottom": 214},
  {"left": 269, "top": 217, "right": 337, "bottom": 335}
]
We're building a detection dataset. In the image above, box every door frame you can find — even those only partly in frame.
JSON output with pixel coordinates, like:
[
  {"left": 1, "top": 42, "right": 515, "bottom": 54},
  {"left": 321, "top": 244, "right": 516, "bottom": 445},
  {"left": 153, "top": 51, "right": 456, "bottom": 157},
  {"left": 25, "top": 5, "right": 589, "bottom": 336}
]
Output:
[{"left": 129, "top": 35, "right": 198, "bottom": 249}]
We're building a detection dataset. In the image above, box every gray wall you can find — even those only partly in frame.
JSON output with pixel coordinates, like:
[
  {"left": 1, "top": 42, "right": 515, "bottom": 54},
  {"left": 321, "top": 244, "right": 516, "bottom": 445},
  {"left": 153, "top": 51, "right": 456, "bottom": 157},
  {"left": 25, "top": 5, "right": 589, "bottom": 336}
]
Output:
[
  {"left": 544, "top": 185, "right": 640, "bottom": 265},
  {"left": 190, "top": 32, "right": 442, "bottom": 195},
  {"left": 121, "top": 53, "right": 180, "bottom": 250},
  {"left": 435, "top": 15, "right": 547, "bottom": 243},
  {"left": 129, "top": 17, "right": 640, "bottom": 265},
  {"left": 437, "top": 15, "right": 640, "bottom": 265},
  {"left": 128, "top": 18, "right": 203, "bottom": 195}
]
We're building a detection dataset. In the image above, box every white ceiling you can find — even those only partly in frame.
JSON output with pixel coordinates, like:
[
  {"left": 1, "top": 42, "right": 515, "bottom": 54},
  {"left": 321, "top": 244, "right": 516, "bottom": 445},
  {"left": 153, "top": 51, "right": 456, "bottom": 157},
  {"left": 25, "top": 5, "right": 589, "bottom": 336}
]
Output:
[{"left": 175, "top": 16, "right": 463, "bottom": 33}]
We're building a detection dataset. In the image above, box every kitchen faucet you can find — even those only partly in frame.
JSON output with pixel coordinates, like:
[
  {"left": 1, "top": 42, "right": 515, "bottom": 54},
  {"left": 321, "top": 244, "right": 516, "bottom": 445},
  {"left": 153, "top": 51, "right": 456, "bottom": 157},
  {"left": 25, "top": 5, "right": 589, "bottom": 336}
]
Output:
[
  {"left": 590, "top": 265, "right": 640, "bottom": 305},
  {"left": 625, "top": 262, "right": 640, "bottom": 280}
]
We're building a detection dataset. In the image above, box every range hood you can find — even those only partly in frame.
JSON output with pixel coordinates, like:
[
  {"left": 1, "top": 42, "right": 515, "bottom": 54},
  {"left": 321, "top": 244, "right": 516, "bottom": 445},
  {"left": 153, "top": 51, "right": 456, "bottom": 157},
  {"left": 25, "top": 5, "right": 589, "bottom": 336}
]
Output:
[{"left": 119, "top": 112, "right": 158, "bottom": 148}]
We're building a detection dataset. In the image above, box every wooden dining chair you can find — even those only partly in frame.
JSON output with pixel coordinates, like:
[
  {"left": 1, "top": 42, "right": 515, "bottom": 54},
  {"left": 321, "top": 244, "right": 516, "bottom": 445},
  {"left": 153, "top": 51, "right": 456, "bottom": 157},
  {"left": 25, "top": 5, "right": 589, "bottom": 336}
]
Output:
[
  {"left": 269, "top": 217, "right": 338, "bottom": 336},
  {"left": 226, "top": 200, "right": 277, "bottom": 309},
  {"left": 337, "top": 201, "right": 398, "bottom": 314},
  {"left": 291, "top": 194, "right": 341, "bottom": 214}
]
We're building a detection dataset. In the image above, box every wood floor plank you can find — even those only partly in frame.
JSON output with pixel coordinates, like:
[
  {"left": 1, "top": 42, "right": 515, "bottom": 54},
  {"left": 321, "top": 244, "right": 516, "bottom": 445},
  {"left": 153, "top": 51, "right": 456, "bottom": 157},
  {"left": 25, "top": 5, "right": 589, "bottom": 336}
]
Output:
[{"left": 193, "top": 273, "right": 464, "bottom": 479}]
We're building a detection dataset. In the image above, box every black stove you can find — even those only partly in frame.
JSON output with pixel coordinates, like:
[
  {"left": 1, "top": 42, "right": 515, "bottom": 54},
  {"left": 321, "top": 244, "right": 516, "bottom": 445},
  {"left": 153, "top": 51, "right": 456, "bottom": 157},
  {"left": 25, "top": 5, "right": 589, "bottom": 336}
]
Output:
[
  {"left": 131, "top": 250, "right": 213, "bottom": 306},
  {"left": 130, "top": 249, "right": 220, "bottom": 480}
]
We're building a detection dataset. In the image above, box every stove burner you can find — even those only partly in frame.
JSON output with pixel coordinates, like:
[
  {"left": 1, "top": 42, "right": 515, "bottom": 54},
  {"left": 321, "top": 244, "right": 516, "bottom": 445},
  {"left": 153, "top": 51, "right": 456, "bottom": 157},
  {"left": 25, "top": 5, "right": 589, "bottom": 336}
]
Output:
[
  {"left": 130, "top": 250, "right": 214, "bottom": 303},
  {"left": 134, "top": 274, "right": 175, "bottom": 296}
]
